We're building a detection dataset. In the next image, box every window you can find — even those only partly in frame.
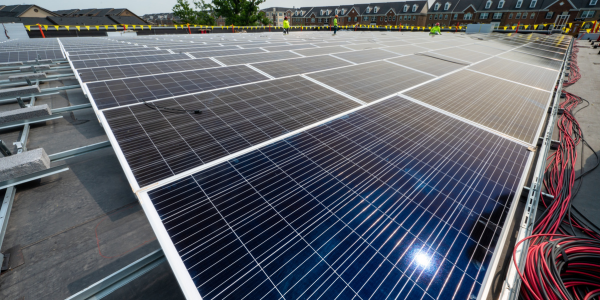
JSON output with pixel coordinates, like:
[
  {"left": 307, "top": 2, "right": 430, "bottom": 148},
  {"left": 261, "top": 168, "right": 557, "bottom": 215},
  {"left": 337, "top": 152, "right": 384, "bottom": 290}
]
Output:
[
  {"left": 371, "top": 16, "right": 376, "bottom": 21},
  {"left": 591, "top": 0, "right": 598, "bottom": 4},
  {"left": 279, "top": 13, "right": 282, "bottom": 16},
  {"left": 413, "top": 15, "right": 416, "bottom": 20},
  {"left": 454, "top": 13, "right": 458, "bottom": 19},
  {"left": 320, "top": 10, "right": 323, "bottom": 16},
  {"left": 311, "top": 18, "right": 315, "bottom": 22},
  {"left": 515, "top": 12, "right": 521, "bottom": 19},
  {"left": 412, "top": 4, "right": 418, "bottom": 12},
  {"left": 444, "top": 14, "right": 448, "bottom": 19},
  {"left": 363, "top": 16, "right": 368, "bottom": 21},
  {"left": 444, "top": 2, "right": 451, "bottom": 10},
  {"left": 498, "top": 0, "right": 505, "bottom": 8},
  {"left": 546, "top": 11, "right": 554, "bottom": 19},
  {"left": 354, "top": 17, "right": 357, "bottom": 21},
  {"left": 366, "top": 7, "right": 371, "bottom": 13},
  {"left": 404, "top": 5, "right": 409, "bottom": 12},
  {"left": 374, "top": 6, "right": 379, "bottom": 13},
  {"left": 582, "top": 10, "right": 595, "bottom": 18},
  {"left": 530, "top": 0, "right": 537, "bottom": 7},
  {"left": 480, "top": 13, "right": 489, "bottom": 19},
  {"left": 464, "top": 12, "right": 473, "bottom": 19},
  {"left": 393, "top": 16, "right": 396, "bottom": 21},
  {"left": 485, "top": 0, "right": 492, "bottom": 9},
  {"left": 530, "top": 13, "right": 535, "bottom": 18},
  {"left": 508, "top": 13, "right": 512, "bottom": 19},
  {"left": 493, "top": 12, "right": 503, "bottom": 19},
  {"left": 522, "top": 12, "right": 527, "bottom": 18},
  {"left": 348, "top": 17, "right": 351, "bottom": 21},
  {"left": 435, "top": 3, "right": 441, "bottom": 10},
  {"left": 404, "top": 15, "right": 408, "bottom": 20},
  {"left": 430, "top": 14, "right": 433, "bottom": 19},
  {"left": 335, "top": 9, "right": 338, "bottom": 15}
]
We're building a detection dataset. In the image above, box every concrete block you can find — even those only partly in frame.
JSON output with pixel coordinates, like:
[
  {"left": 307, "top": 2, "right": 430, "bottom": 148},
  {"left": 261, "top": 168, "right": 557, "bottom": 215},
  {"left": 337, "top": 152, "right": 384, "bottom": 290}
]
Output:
[
  {"left": 0, "top": 148, "right": 50, "bottom": 182},
  {"left": 0, "top": 104, "right": 51, "bottom": 124},
  {"left": 0, "top": 84, "right": 40, "bottom": 98},
  {"left": 20, "top": 65, "right": 50, "bottom": 72},
  {"left": 8, "top": 73, "right": 47, "bottom": 82},
  {"left": 0, "top": 61, "right": 23, "bottom": 67}
]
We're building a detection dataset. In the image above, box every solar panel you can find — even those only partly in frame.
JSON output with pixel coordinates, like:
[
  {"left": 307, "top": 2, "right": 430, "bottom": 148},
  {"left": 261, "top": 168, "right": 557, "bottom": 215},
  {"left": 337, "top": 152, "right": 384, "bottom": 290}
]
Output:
[
  {"left": 213, "top": 51, "right": 301, "bottom": 66},
  {"left": 344, "top": 43, "right": 383, "bottom": 50},
  {"left": 102, "top": 76, "right": 361, "bottom": 187},
  {"left": 78, "top": 58, "right": 221, "bottom": 82},
  {"left": 293, "top": 46, "right": 354, "bottom": 57},
  {"left": 386, "top": 55, "right": 464, "bottom": 76},
  {"left": 187, "top": 48, "right": 266, "bottom": 58},
  {"left": 0, "top": 50, "right": 64, "bottom": 63},
  {"left": 71, "top": 54, "right": 191, "bottom": 69},
  {"left": 261, "top": 44, "right": 318, "bottom": 52},
  {"left": 402, "top": 70, "right": 552, "bottom": 144},
  {"left": 430, "top": 48, "right": 493, "bottom": 63},
  {"left": 382, "top": 44, "right": 430, "bottom": 55},
  {"left": 467, "top": 57, "right": 559, "bottom": 91},
  {"left": 68, "top": 50, "right": 171, "bottom": 61},
  {"left": 306, "top": 61, "right": 435, "bottom": 103},
  {"left": 141, "top": 95, "right": 530, "bottom": 300},
  {"left": 514, "top": 47, "right": 565, "bottom": 60},
  {"left": 498, "top": 51, "right": 563, "bottom": 70},
  {"left": 250, "top": 56, "right": 351, "bottom": 78},
  {"left": 87, "top": 65, "right": 268, "bottom": 109},
  {"left": 331, "top": 49, "right": 403, "bottom": 64}
]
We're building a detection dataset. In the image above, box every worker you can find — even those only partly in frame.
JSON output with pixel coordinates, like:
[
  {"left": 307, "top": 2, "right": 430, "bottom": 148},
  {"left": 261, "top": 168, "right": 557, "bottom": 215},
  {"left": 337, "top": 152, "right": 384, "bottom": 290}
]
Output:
[
  {"left": 430, "top": 22, "right": 441, "bottom": 37},
  {"left": 283, "top": 16, "right": 290, "bottom": 35},
  {"left": 333, "top": 15, "right": 339, "bottom": 35}
]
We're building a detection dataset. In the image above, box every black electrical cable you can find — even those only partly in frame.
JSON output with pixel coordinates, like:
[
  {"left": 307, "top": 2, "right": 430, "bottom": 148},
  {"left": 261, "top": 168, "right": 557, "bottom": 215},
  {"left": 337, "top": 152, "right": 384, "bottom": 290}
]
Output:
[
  {"left": 414, "top": 52, "right": 470, "bottom": 65},
  {"left": 2, "top": 23, "right": 10, "bottom": 39},
  {"left": 143, "top": 100, "right": 202, "bottom": 115}
]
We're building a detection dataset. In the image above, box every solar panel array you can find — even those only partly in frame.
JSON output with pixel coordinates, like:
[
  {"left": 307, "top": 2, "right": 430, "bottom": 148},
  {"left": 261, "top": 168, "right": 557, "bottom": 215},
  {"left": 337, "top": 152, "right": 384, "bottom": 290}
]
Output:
[
  {"left": 59, "top": 31, "right": 571, "bottom": 300},
  {"left": 0, "top": 38, "right": 65, "bottom": 62}
]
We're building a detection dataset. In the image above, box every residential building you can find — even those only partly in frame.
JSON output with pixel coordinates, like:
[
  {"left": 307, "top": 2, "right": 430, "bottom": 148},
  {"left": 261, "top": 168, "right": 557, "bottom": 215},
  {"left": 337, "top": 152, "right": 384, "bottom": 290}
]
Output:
[
  {"left": 0, "top": 4, "right": 147, "bottom": 25},
  {"left": 261, "top": 7, "right": 293, "bottom": 26}
]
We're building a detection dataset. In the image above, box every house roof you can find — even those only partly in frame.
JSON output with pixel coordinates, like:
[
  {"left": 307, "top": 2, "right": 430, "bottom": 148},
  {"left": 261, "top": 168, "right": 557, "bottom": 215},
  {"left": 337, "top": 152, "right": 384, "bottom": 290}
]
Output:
[
  {"left": 261, "top": 7, "right": 294, "bottom": 12},
  {"left": 47, "top": 16, "right": 115, "bottom": 25},
  {"left": 109, "top": 15, "right": 148, "bottom": 25},
  {"left": 570, "top": 0, "right": 600, "bottom": 9},
  {"left": 0, "top": 16, "right": 54, "bottom": 24},
  {"left": 54, "top": 9, "right": 79, "bottom": 16},
  {"left": 0, "top": 5, "right": 33, "bottom": 17}
]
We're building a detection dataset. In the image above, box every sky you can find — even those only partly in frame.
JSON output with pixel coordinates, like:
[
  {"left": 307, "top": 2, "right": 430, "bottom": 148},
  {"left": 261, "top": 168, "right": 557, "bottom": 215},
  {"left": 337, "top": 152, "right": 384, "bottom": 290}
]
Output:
[{"left": 10, "top": 0, "right": 430, "bottom": 15}]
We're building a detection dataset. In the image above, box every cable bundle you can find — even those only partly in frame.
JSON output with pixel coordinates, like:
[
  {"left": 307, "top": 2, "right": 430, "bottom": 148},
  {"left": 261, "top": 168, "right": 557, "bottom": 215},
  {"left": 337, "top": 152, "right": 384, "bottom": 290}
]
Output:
[
  {"left": 517, "top": 41, "right": 600, "bottom": 300},
  {"left": 516, "top": 235, "right": 600, "bottom": 300},
  {"left": 564, "top": 46, "right": 581, "bottom": 87}
]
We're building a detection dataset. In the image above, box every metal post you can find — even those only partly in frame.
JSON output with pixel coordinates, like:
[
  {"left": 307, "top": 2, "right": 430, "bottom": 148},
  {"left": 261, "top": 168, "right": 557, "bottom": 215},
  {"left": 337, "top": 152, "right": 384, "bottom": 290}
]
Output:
[
  {"left": 16, "top": 97, "right": 25, "bottom": 108},
  {"left": 0, "top": 140, "right": 11, "bottom": 156},
  {"left": 0, "top": 186, "right": 16, "bottom": 269}
]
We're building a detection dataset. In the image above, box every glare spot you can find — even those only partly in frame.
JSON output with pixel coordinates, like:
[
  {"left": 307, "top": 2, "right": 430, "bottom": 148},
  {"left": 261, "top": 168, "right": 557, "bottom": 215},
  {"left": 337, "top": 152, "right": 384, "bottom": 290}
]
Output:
[{"left": 414, "top": 252, "right": 431, "bottom": 267}]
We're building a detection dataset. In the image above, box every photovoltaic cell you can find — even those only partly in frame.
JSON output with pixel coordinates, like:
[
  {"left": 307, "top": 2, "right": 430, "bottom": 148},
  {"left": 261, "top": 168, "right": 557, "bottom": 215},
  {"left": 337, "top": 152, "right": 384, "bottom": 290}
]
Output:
[
  {"left": 468, "top": 57, "right": 559, "bottom": 91},
  {"left": 78, "top": 58, "right": 221, "bottom": 82},
  {"left": 145, "top": 96, "right": 530, "bottom": 300},
  {"left": 102, "top": 76, "right": 360, "bottom": 187},
  {"left": 306, "top": 61, "right": 435, "bottom": 103},
  {"left": 383, "top": 45, "right": 430, "bottom": 55},
  {"left": 71, "top": 54, "right": 191, "bottom": 69},
  {"left": 431, "top": 48, "right": 493, "bottom": 63},
  {"left": 87, "top": 65, "right": 268, "bottom": 109},
  {"left": 331, "top": 49, "right": 403, "bottom": 64},
  {"left": 213, "top": 51, "right": 301, "bottom": 66},
  {"left": 250, "top": 56, "right": 351, "bottom": 78},
  {"left": 344, "top": 43, "right": 383, "bottom": 50},
  {"left": 386, "top": 55, "right": 464, "bottom": 76},
  {"left": 403, "top": 70, "right": 551, "bottom": 144},
  {"left": 514, "top": 47, "right": 564, "bottom": 60}
]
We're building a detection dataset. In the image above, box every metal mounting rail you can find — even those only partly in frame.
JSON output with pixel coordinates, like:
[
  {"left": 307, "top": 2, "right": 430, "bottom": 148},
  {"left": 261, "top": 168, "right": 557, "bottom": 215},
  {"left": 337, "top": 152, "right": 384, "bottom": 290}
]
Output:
[
  {"left": 0, "top": 186, "right": 16, "bottom": 268},
  {"left": 51, "top": 103, "right": 92, "bottom": 114},
  {"left": 0, "top": 85, "right": 79, "bottom": 103},
  {"left": 499, "top": 38, "right": 573, "bottom": 300},
  {"left": 65, "top": 249, "right": 166, "bottom": 300},
  {"left": 0, "top": 166, "right": 69, "bottom": 191},
  {"left": 49, "top": 141, "right": 111, "bottom": 162},
  {"left": 0, "top": 114, "right": 64, "bottom": 131}
]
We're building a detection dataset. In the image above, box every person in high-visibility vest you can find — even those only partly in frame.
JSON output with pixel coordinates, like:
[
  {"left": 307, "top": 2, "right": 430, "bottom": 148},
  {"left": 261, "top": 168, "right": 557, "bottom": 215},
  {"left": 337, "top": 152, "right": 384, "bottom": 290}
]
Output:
[
  {"left": 283, "top": 16, "right": 290, "bottom": 35},
  {"left": 333, "top": 15, "right": 339, "bottom": 35},
  {"left": 430, "top": 22, "right": 441, "bottom": 37}
]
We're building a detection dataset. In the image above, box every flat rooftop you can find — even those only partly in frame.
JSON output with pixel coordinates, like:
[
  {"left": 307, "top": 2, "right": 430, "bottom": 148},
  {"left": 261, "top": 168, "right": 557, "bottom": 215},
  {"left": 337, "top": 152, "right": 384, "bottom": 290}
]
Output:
[{"left": 0, "top": 30, "right": 598, "bottom": 300}]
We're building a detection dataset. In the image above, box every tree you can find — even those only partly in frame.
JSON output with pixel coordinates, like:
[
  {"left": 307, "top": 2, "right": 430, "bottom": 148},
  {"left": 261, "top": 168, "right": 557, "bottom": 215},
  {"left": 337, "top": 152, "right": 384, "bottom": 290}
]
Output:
[
  {"left": 211, "top": 0, "right": 269, "bottom": 26},
  {"left": 172, "top": 0, "right": 215, "bottom": 25}
]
